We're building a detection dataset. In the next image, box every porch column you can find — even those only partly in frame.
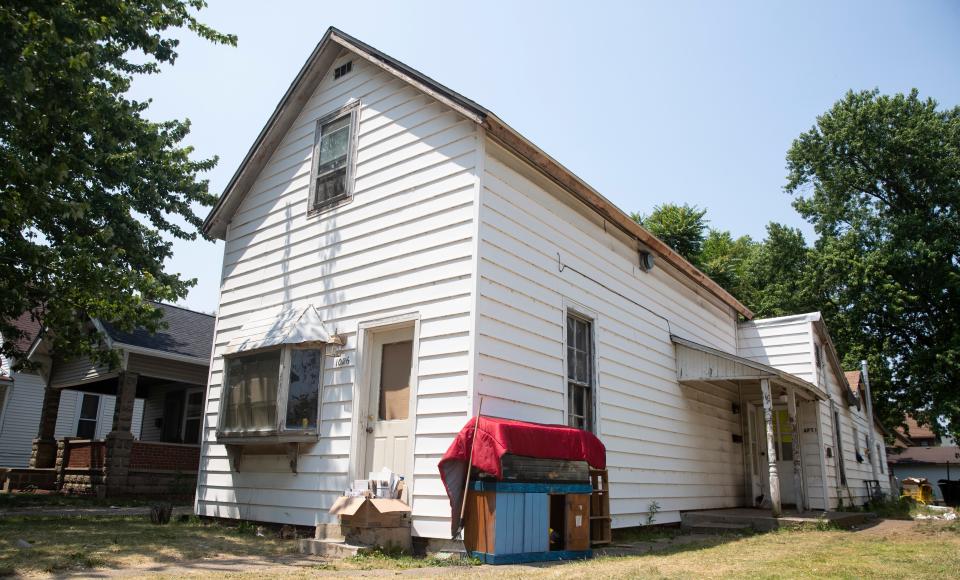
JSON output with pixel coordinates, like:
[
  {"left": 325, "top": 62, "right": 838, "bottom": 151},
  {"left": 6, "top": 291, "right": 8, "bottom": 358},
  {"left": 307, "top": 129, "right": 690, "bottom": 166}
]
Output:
[
  {"left": 760, "top": 378, "right": 782, "bottom": 517},
  {"left": 103, "top": 371, "right": 138, "bottom": 496},
  {"left": 786, "top": 385, "right": 806, "bottom": 511},
  {"left": 29, "top": 385, "right": 62, "bottom": 468}
]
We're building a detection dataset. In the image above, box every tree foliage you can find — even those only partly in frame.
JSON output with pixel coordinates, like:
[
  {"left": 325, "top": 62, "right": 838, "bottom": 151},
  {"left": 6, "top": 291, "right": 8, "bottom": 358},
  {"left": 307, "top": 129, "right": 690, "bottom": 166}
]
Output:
[
  {"left": 633, "top": 203, "right": 708, "bottom": 262},
  {"left": 786, "top": 89, "right": 960, "bottom": 435},
  {"left": 0, "top": 1, "right": 235, "bottom": 367}
]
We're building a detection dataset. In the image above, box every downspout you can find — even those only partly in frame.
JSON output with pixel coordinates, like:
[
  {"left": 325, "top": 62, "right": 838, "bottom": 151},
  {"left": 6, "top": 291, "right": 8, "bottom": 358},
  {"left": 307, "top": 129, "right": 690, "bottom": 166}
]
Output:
[{"left": 861, "top": 361, "right": 881, "bottom": 484}]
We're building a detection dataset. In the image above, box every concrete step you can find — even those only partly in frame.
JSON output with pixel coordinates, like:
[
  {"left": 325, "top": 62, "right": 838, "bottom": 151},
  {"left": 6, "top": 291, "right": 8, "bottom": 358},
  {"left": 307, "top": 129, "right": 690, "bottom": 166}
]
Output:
[
  {"left": 298, "top": 538, "right": 373, "bottom": 558},
  {"left": 680, "top": 511, "right": 779, "bottom": 531},
  {"left": 685, "top": 521, "right": 754, "bottom": 535}
]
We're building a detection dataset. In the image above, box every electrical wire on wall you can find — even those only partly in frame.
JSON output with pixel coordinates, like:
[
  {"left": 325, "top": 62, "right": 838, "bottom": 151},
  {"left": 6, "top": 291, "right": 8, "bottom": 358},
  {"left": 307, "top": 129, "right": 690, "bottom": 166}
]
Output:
[{"left": 556, "top": 253, "right": 674, "bottom": 337}]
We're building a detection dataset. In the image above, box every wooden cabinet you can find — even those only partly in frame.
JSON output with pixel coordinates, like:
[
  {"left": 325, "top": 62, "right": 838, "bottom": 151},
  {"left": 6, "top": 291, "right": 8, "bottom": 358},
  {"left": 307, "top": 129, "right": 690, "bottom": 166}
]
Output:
[
  {"left": 463, "top": 481, "right": 593, "bottom": 564},
  {"left": 565, "top": 494, "right": 590, "bottom": 551}
]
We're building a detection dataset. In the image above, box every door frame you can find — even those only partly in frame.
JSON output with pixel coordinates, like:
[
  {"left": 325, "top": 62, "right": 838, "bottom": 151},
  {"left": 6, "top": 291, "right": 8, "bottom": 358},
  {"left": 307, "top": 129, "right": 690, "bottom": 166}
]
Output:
[
  {"left": 349, "top": 313, "right": 421, "bottom": 490},
  {"left": 746, "top": 401, "right": 806, "bottom": 508}
]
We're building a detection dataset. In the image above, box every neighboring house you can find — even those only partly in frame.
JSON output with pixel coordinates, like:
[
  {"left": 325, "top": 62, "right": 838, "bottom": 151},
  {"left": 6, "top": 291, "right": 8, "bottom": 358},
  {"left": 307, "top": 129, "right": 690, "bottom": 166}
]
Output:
[
  {"left": 1, "top": 303, "right": 213, "bottom": 496},
  {"left": 894, "top": 415, "right": 955, "bottom": 448},
  {"left": 2, "top": 313, "right": 146, "bottom": 468},
  {"left": 889, "top": 415, "right": 960, "bottom": 501},
  {"left": 738, "top": 314, "right": 891, "bottom": 509},
  {"left": 194, "top": 28, "right": 891, "bottom": 544}
]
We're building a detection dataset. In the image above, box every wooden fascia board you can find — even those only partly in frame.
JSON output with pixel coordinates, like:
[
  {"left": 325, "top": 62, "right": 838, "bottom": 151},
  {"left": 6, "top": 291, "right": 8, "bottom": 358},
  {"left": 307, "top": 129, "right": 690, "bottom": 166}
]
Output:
[
  {"left": 202, "top": 30, "right": 339, "bottom": 239},
  {"left": 328, "top": 35, "right": 484, "bottom": 125},
  {"left": 672, "top": 336, "right": 825, "bottom": 400},
  {"left": 203, "top": 26, "right": 751, "bottom": 318},
  {"left": 482, "top": 114, "right": 753, "bottom": 320}
]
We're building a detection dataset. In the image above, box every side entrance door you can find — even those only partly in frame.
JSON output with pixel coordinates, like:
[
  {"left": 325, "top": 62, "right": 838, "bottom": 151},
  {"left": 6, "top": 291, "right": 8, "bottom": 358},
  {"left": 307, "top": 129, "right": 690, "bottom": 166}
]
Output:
[
  {"left": 752, "top": 405, "right": 797, "bottom": 506},
  {"left": 363, "top": 327, "right": 414, "bottom": 499}
]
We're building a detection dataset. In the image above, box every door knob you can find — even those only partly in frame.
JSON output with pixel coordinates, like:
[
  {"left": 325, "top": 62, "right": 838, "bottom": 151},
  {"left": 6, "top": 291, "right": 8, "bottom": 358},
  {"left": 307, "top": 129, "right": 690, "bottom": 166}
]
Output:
[{"left": 365, "top": 425, "right": 374, "bottom": 434}]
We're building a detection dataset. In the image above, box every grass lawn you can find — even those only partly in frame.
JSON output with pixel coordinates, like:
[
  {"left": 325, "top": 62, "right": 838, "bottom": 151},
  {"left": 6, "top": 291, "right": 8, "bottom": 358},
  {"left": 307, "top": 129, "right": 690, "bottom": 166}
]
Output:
[
  {"left": 0, "top": 491, "right": 192, "bottom": 510},
  {"left": 1, "top": 516, "right": 958, "bottom": 578},
  {"left": 0, "top": 515, "right": 294, "bottom": 576}
]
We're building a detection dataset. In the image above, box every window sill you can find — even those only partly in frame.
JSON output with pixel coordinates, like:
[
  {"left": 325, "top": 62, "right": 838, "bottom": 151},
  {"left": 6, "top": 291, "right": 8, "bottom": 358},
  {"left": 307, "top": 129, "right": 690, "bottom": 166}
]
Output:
[
  {"left": 216, "top": 432, "right": 319, "bottom": 445},
  {"left": 307, "top": 194, "right": 353, "bottom": 218}
]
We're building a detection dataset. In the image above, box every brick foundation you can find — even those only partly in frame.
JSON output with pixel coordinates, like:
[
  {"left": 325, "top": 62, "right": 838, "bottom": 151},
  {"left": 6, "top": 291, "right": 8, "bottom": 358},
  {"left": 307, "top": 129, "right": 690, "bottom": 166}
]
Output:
[{"left": 129, "top": 442, "right": 200, "bottom": 472}]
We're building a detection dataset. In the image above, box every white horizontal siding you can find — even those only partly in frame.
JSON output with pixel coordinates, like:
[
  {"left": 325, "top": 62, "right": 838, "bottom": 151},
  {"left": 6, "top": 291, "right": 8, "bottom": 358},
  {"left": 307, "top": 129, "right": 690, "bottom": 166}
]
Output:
[
  {"left": 197, "top": 51, "right": 478, "bottom": 536},
  {"left": 0, "top": 371, "right": 44, "bottom": 467},
  {"left": 127, "top": 354, "right": 207, "bottom": 386},
  {"left": 54, "top": 390, "right": 144, "bottom": 440},
  {"left": 474, "top": 141, "right": 743, "bottom": 527},
  {"left": 737, "top": 319, "right": 815, "bottom": 383},
  {"left": 50, "top": 355, "right": 117, "bottom": 389}
]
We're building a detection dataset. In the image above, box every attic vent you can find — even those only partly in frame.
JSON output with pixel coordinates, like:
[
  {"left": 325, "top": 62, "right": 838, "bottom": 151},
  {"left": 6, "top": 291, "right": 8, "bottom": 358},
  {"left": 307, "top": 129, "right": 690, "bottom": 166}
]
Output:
[{"left": 334, "top": 61, "right": 352, "bottom": 79}]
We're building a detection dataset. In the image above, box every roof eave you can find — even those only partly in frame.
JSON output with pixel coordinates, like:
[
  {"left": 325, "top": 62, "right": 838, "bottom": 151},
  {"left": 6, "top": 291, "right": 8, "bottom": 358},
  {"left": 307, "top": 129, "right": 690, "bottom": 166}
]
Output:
[
  {"left": 204, "top": 27, "right": 753, "bottom": 319},
  {"left": 483, "top": 113, "right": 753, "bottom": 319}
]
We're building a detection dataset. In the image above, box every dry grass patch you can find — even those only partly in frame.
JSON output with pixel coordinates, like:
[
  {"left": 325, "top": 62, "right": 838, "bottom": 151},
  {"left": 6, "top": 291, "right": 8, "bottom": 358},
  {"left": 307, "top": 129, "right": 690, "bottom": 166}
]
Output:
[{"left": 0, "top": 515, "right": 292, "bottom": 576}]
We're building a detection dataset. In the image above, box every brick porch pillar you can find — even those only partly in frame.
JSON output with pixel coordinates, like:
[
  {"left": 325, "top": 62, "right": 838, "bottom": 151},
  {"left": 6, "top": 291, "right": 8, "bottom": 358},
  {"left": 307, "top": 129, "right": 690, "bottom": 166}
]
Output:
[
  {"left": 103, "top": 371, "right": 138, "bottom": 496},
  {"left": 29, "top": 386, "right": 62, "bottom": 468}
]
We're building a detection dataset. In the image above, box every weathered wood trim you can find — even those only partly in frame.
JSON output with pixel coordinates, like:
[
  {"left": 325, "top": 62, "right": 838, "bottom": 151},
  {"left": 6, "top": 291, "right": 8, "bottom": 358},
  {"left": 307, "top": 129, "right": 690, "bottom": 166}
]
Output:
[
  {"left": 481, "top": 114, "right": 752, "bottom": 319},
  {"left": 786, "top": 385, "right": 806, "bottom": 511},
  {"left": 760, "top": 379, "right": 781, "bottom": 517},
  {"left": 329, "top": 36, "right": 484, "bottom": 125}
]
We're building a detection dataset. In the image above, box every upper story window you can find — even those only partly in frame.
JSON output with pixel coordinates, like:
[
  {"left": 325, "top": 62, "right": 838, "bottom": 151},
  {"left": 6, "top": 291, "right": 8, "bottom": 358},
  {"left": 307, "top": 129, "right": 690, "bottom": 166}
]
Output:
[
  {"left": 567, "top": 313, "right": 595, "bottom": 432},
  {"left": 310, "top": 102, "right": 359, "bottom": 212}
]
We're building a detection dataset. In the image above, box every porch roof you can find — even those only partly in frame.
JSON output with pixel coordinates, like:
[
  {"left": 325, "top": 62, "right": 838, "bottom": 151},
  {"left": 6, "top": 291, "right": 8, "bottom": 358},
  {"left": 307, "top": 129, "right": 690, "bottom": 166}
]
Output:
[{"left": 671, "top": 335, "right": 827, "bottom": 401}]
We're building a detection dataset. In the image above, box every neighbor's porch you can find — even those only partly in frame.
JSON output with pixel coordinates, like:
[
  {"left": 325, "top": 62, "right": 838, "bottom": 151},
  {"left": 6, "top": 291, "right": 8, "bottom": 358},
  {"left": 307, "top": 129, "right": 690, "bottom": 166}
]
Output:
[
  {"left": 672, "top": 336, "right": 828, "bottom": 518},
  {"left": 24, "top": 352, "right": 208, "bottom": 496}
]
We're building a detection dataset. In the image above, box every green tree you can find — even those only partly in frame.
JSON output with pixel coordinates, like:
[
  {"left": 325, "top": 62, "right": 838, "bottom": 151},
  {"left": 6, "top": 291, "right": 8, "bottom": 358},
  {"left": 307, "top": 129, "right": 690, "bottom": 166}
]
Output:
[
  {"left": 0, "top": 1, "right": 235, "bottom": 367},
  {"left": 786, "top": 89, "right": 960, "bottom": 435},
  {"left": 699, "top": 229, "right": 756, "bottom": 300},
  {"left": 739, "top": 223, "right": 818, "bottom": 318},
  {"left": 632, "top": 203, "right": 708, "bottom": 263}
]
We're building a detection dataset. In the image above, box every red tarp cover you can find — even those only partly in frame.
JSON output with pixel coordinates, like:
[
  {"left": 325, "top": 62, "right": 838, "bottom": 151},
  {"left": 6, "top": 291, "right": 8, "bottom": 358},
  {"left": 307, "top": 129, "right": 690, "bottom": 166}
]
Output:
[{"left": 438, "top": 416, "right": 606, "bottom": 536}]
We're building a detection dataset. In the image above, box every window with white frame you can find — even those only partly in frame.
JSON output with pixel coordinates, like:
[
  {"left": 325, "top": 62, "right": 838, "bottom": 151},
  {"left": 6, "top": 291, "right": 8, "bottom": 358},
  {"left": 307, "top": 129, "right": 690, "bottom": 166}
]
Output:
[
  {"left": 566, "top": 313, "right": 594, "bottom": 432},
  {"left": 310, "top": 102, "right": 359, "bottom": 211},
  {"left": 76, "top": 393, "right": 99, "bottom": 439},
  {"left": 0, "top": 382, "right": 9, "bottom": 431},
  {"left": 218, "top": 346, "right": 323, "bottom": 439}
]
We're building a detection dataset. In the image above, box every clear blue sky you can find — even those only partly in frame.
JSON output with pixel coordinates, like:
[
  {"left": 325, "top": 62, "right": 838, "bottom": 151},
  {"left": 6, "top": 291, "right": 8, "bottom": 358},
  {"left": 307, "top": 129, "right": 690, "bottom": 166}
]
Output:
[{"left": 131, "top": 0, "right": 960, "bottom": 314}]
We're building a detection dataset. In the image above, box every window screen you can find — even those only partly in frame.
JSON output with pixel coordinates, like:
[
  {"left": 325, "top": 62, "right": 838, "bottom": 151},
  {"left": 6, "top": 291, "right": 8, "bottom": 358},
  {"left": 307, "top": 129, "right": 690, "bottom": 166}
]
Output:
[
  {"left": 182, "top": 390, "right": 205, "bottom": 444},
  {"left": 77, "top": 394, "right": 99, "bottom": 439},
  {"left": 285, "top": 349, "right": 322, "bottom": 430},
  {"left": 222, "top": 350, "right": 281, "bottom": 433},
  {"left": 313, "top": 113, "right": 353, "bottom": 208},
  {"left": 378, "top": 341, "right": 412, "bottom": 421},
  {"left": 567, "top": 314, "right": 594, "bottom": 432},
  {"left": 774, "top": 409, "right": 793, "bottom": 461}
]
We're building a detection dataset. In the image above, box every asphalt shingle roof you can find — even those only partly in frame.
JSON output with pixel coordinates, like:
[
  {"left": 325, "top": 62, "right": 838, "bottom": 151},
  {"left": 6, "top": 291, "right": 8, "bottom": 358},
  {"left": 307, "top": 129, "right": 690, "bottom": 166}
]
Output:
[{"left": 99, "top": 302, "right": 214, "bottom": 360}]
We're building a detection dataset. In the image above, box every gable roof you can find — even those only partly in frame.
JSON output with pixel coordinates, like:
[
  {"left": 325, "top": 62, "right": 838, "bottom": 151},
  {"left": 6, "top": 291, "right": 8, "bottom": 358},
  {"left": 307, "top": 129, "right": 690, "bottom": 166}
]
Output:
[
  {"left": 98, "top": 302, "right": 214, "bottom": 362},
  {"left": 203, "top": 27, "right": 753, "bottom": 319},
  {"left": 844, "top": 370, "right": 862, "bottom": 393},
  {"left": 897, "top": 415, "right": 937, "bottom": 441},
  {"left": 888, "top": 445, "right": 959, "bottom": 465},
  {"left": 5, "top": 311, "right": 43, "bottom": 355}
]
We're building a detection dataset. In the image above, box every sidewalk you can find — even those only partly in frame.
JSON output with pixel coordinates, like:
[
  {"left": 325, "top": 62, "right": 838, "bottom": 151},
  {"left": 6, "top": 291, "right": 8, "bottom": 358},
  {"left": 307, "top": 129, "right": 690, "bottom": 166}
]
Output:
[{"left": 0, "top": 504, "right": 193, "bottom": 518}]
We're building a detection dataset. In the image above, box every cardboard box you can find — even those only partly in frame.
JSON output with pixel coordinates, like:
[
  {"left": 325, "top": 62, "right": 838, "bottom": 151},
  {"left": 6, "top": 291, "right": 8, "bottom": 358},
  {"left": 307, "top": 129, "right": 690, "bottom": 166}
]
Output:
[
  {"left": 329, "top": 496, "right": 413, "bottom": 552},
  {"left": 329, "top": 496, "right": 412, "bottom": 528}
]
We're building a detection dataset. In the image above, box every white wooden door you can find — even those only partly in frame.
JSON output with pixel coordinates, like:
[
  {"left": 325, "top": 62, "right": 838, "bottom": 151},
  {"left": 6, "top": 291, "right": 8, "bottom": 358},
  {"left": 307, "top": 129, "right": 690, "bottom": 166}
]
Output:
[
  {"left": 364, "top": 327, "right": 414, "bottom": 498},
  {"left": 754, "top": 406, "right": 796, "bottom": 506}
]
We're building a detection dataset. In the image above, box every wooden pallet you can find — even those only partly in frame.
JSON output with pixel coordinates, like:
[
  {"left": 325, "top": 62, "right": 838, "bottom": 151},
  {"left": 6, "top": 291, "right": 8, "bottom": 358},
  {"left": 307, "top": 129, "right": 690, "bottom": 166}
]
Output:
[{"left": 589, "top": 468, "right": 611, "bottom": 546}]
